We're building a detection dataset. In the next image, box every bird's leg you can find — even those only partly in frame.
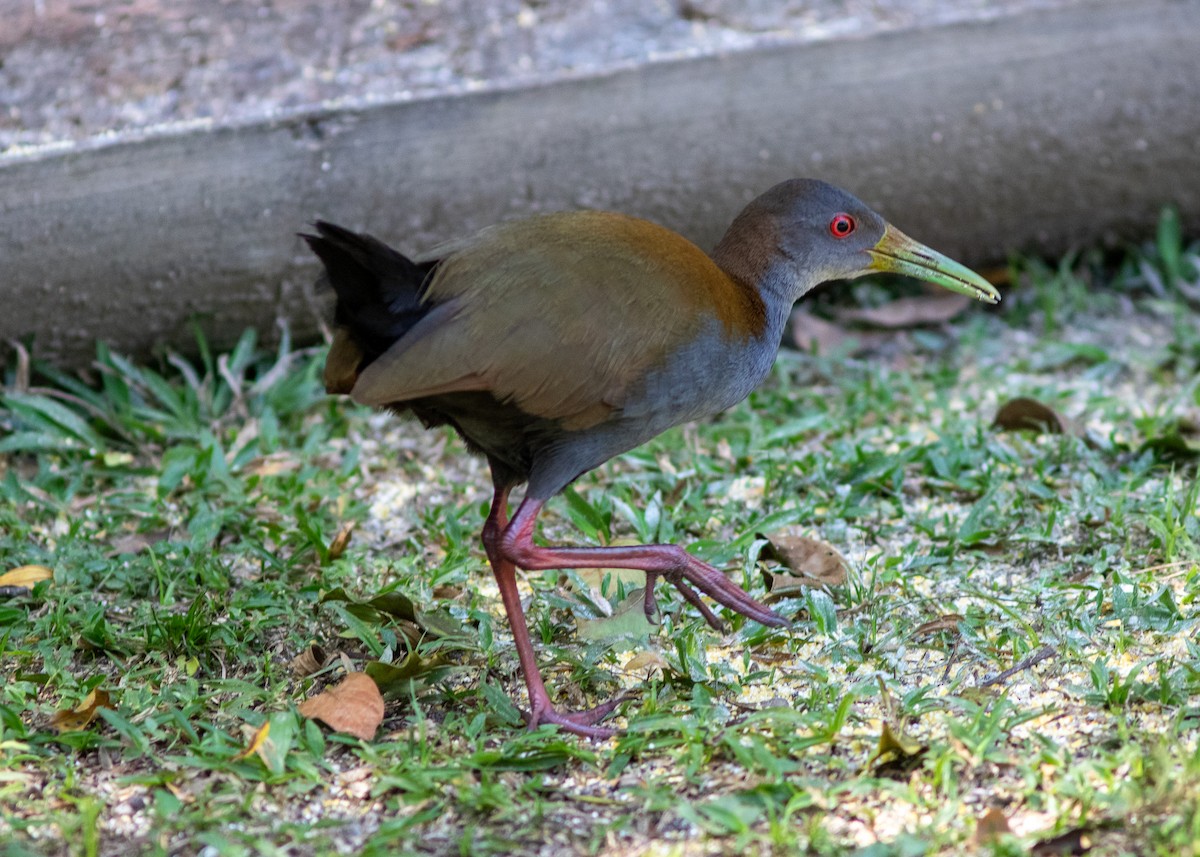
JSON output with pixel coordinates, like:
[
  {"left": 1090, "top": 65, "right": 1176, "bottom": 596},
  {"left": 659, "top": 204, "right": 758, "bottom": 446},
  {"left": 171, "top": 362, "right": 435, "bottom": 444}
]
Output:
[
  {"left": 481, "top": 481, "right": 627, "bottom": 738},
  {"left": 500, "top": 498, "right": 787, "bottom": 630}
]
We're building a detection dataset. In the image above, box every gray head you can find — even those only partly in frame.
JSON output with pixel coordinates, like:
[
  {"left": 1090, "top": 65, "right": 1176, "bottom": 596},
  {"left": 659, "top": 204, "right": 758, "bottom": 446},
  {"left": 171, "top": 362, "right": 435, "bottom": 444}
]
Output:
[{"left": 713, "top": 178, "right": 1000, "bottom": 306}]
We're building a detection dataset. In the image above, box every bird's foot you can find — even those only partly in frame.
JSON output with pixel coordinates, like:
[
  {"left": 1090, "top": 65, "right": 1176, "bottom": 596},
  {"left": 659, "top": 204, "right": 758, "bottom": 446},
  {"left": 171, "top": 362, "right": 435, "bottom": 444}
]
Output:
[
  {"left": 523, "top": 692, "right": 630, "bottom": 739},
  {"left": 644, "top": 561, "right": 788, "bottom": 631}
]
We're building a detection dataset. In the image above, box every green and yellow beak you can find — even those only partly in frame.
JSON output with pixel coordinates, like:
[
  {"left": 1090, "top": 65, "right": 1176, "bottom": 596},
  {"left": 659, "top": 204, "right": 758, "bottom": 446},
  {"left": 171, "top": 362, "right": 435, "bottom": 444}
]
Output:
[{"left": 868, "top": 225, "right": 1001, "bottom": 304}]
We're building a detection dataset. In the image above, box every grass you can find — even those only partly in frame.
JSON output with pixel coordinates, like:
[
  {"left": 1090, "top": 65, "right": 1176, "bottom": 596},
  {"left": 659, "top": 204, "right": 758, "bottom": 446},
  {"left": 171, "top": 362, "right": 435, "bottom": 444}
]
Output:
[{"left": 1, "top": 216, "right": 1199, "bottom": 856}]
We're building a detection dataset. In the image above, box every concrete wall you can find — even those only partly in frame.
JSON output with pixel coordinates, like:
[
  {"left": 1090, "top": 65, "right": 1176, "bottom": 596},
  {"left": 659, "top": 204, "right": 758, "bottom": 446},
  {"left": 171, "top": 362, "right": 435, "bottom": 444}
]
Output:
[{"left": 2, "top": 0, "right": 1198, "bottom": 365}]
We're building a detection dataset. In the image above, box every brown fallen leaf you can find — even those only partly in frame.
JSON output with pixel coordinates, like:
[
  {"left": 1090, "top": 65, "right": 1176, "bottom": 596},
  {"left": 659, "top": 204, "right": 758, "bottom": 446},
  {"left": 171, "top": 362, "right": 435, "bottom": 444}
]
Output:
[
  {"left": 290, "top": 643, "right": 328, "bottom": 677},
  {"left": 912, "top": 614, "right": 965, "bottom": 638},
  {"left": 107, "top": 529, "right": 171, "bottom": 557},
  {"left": 759, "top": 533, "right": 848, "bottom": 598},
  {"left": 992, "top": 397, "right": 1068, "bottom": 434},
  {"left": 0, "top": 565, "right": 53, "bottom": 589},
  {"left": 791, "top": 310, "right": 853, "bottom": 354},
  {"left": 975, "top": 807, "right": 1013, "bottom": 844},
  {"left": 298, "top": 672, "right": 384, "bottom": 741},
  {"left": 622, "top": 650, "right": 668, "bottom": 675},
  {"left": 838, "top": 292, "right": 972, "bottom": 329},
  {"left": 327, "top": 521, "right": 355, "bottom": 561},
  {"left": 49, "top": 688, "right": 113, "bottom": 733},
  {"left": 978, "top": 266, "right": 1012, "bottom": 287}
]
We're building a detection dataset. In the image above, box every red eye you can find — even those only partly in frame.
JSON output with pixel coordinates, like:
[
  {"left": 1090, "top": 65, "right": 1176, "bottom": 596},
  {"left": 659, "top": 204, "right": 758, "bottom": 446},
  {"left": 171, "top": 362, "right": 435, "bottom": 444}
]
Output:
[{"left": 829, "top": 214, "right": 856, "bottom": 238}]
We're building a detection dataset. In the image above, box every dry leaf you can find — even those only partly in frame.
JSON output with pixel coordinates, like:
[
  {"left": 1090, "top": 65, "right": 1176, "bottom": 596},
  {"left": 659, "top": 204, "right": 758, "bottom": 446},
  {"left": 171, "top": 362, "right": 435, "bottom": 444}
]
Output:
[
  {"left": 791, "top": 310, "right": 856, "bottom": 354},
  {"left": 49, "top": 688, "right": 113, "bottom": 733},
  {"left": 12, "top": 340, "right": 30, "bottom": 392},
  {"left": 622, "top": 650, "right": 668, "bottom": 675},
  {"left": 992, "top": 397, "right": 1068, "bottom": 434},
  {"left": 912, "top": 614, "right": 965, "bottom": 638},
  {"left": 0, "top": 565, "right": 53, "bottom": 589},
  {"left": 976, "top": 807, "right": 1013, "bottom": 843},
  {"left": 327, "top": 521, "right": 355, "bottom": 561},
  {"left": 107, "top": 530, "right": 170, "bottom": 557},
  {"left": 298, "top": 672, "right": 384, "bottom": 741},
  {"left": 869, "top": 720, "right": 927, "bottom": 771},
  {"left": 978, "top": 266, "right": 1011, "bottom": 287},
  {"left": 290, "top": 644, "right": 328, "bottom": 677},
  {"left": 759, "top": 533, "right": 848, "bottom": 596},
  {"left": 233, "top": 721, "right": 271, "bottom": 761},
  {"left": 838, "top": 292, "right": 971, "bottom": 328},
  {"left": 244, "top": 451, "right": 302, "bottom": 477}
]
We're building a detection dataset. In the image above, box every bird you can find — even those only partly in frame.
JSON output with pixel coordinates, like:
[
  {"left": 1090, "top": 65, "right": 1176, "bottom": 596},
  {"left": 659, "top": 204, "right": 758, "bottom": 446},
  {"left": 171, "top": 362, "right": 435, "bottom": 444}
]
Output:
[{"left": 303, "top": 179, "right": 1000, "bottom": 738}]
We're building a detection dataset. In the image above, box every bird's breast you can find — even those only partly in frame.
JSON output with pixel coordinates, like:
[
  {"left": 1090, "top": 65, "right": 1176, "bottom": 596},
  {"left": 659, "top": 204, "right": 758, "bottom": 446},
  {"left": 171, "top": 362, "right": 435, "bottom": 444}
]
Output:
[{"left": 614, "top": 316, "right": 782, "bottom": 436}]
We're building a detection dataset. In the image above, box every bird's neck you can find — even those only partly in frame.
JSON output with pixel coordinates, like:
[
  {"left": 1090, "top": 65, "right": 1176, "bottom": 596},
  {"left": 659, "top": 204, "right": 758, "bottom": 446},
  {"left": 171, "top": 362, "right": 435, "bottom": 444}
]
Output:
[{"left": 711, "top": 230, "right": 812, "bottom": 338}]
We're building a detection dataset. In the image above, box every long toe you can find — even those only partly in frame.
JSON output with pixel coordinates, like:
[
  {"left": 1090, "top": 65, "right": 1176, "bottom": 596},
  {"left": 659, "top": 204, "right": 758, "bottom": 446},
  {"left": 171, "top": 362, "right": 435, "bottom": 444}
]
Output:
[
  {"left": 665, "top": 576, "right": 726, "bottom": 630},
  {"left": 681, "top": 559, "right": 790, "bottom": 628},
  {"left": 525, "top": 693, "right": 631, "bottom": 739}
]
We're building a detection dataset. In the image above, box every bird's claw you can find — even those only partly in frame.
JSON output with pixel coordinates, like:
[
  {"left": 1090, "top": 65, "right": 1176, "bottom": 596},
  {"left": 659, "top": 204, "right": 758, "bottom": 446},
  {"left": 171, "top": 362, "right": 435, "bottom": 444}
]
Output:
[
  {"left": 644, "top": 562, "right": 788, "bottom": 631},
  {"left": 523, "top": 693, "right": 631, "bottom": 739}
]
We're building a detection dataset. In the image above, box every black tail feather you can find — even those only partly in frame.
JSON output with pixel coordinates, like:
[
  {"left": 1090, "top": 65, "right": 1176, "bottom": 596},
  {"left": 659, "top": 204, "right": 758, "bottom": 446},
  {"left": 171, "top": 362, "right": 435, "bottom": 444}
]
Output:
[{"left": 302, "top": 221, "right": 439, "bottom": 358}]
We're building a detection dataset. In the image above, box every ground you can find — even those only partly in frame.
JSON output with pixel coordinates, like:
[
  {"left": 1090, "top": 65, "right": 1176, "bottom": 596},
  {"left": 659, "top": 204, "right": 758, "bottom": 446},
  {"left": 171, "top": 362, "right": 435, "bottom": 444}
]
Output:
[{"left": 0, "top": 226, "right": 1198, "bottom": 855}]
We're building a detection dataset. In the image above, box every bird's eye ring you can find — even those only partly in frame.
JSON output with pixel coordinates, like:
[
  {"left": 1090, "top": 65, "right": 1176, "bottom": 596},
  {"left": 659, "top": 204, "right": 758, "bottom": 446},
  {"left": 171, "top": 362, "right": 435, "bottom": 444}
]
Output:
[{"left": 829, "top": 214, "right": 856, "bottom": 238}]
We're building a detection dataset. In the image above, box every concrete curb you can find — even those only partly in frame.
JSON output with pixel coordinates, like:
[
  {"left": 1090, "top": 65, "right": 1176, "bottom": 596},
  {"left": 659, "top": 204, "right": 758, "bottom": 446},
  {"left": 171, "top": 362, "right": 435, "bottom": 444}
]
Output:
[{"left": 2, "top": 0, "right": 1198, "bottom": 365}]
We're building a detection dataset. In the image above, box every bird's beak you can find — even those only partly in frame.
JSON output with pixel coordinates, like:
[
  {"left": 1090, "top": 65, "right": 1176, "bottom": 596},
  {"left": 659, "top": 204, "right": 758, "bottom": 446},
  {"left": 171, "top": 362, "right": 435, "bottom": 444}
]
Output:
[{"left": 868, "top": 225, "right": 1001, "bottom": 304}]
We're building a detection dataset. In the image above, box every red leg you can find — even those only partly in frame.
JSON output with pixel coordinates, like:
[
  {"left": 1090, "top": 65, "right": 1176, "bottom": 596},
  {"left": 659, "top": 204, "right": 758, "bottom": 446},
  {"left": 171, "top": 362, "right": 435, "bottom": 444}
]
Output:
[
  {"left": 481, "top": 482, "right": 628, "bottom": 738},
  {"left": 500, "top": 498, "right": 787, "bottom": 630}
]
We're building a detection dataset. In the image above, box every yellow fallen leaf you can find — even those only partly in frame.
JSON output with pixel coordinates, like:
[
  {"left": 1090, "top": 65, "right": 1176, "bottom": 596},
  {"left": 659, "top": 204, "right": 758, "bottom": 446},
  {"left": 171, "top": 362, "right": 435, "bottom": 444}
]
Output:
[
  {"left": 298, "top": 672, "right": 384, "bottom": 741},
  {"left": 0, "top": 565, "right": 53, "bottom": 589},
  {"left": 244, "top": 451, "right": 302, "bottom": 477},
  {"left": 869, "top": 720, "right": 927, "bottom": 770},
  {"left": 49, "top": 688, "right": 113, "bottom": 733},
  {"left": 327, "top": 521, "right": 355, "bottom": 561},
  {"left": 233, "top": 721, "right": 271, "bottom": 761}
]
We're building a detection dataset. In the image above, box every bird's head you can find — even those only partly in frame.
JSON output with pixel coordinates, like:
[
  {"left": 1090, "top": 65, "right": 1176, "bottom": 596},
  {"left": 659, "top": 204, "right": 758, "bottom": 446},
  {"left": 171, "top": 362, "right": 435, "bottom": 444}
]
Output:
[{"left": 715, "top": 178, "right": 1001, "bottom": 305}]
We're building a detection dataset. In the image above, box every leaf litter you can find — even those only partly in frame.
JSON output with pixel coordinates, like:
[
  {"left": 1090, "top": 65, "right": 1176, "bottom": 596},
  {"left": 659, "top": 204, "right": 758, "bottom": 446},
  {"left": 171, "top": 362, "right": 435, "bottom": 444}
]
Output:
[{"left": 298, "top": 672, "right": 385, "bottom": 742}]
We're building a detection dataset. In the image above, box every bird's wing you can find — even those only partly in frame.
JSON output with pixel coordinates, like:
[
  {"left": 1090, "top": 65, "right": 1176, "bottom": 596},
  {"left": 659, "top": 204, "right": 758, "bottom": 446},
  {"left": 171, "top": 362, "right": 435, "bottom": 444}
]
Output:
[{"left": 350, "top": 211, "right": 745, "bottom": 430}]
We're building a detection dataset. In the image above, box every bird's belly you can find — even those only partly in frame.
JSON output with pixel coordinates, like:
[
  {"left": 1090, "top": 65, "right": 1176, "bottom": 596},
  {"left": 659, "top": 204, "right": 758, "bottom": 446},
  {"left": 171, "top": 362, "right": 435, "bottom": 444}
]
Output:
[
  {"left": 523, "top": 323, "right": 779, "bottom": 498},
  {"left": 408, "top": 392, "right": 559, "bottom": 483}
]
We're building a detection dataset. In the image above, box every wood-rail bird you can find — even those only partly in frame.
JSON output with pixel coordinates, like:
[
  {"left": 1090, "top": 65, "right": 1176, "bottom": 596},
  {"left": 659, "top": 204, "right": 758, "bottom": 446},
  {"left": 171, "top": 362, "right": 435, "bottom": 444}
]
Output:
[{"left": 303, "top": 178, "right": 1000, "bottom": 738}]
